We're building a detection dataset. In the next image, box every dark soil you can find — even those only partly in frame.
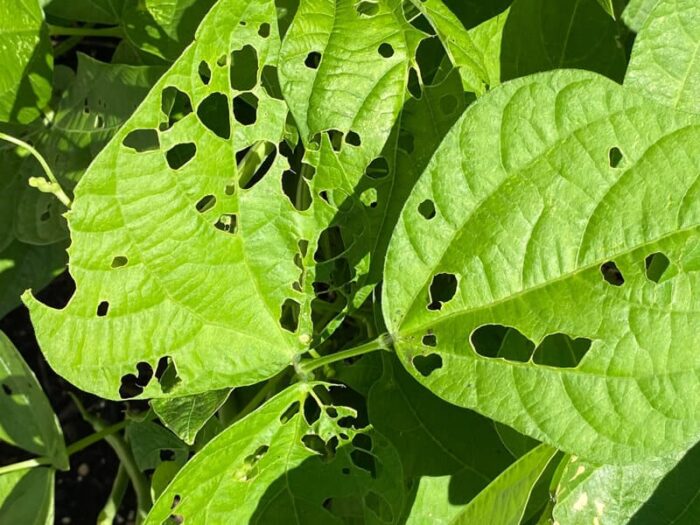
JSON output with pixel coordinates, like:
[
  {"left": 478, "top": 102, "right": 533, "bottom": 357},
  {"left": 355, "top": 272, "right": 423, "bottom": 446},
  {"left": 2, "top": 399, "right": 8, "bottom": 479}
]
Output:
[{"left": 1, "top": 273, "right": 136, "bottom": 525}]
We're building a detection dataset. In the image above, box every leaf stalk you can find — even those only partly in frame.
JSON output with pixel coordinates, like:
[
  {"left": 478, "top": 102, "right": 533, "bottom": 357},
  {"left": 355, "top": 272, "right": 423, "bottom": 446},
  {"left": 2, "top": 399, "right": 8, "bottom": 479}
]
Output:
[{"left": 297, "top": 333, "right": 393, "bottom": 376}]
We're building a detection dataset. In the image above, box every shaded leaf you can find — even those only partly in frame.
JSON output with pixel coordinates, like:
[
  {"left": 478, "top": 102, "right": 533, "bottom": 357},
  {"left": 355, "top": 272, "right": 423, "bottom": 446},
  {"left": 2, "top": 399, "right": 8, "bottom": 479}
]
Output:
[
  {"left": 0, "top": 467, "right": 54, "bottom": 524},
  {"left": 126, "top": 420, "right": 189, "bottom": 472}
]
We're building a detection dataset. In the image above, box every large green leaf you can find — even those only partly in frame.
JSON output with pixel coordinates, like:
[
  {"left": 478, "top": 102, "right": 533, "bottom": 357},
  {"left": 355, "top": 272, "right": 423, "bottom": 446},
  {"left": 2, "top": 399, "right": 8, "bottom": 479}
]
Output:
[
  {"left": 625, "top": 0, "right": 700, "bottom": 114},
  {"left": 151, "top": 388, "right": 230, "bottom": 444},
  {"left": 0, "top": 331, "right": 66, "bottom": 467},
  {"left": 0, "top": 0, "right": 52, "bottom": 124},
  {"left": 383, "top": 69, "right": 700, "bottom": 464},
  {"left": 26, "top": 0, "right": 421, "bottom": 400},
  {"left": 622, "top": 0, "right": 661, "bottom": 31},
  {"left": 0, "top": 467, "right": 54, "bottom": 524},
  {"left": 145, "top": 383, "right": 406, "bottom": 524}
]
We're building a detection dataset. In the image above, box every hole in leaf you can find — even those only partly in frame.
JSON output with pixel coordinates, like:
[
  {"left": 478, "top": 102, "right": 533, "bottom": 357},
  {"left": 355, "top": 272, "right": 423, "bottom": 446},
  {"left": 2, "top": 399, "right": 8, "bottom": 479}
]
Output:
[
  {"left": 422, "top": 333, "right": 437, "bottom": 347},
  {"left": 135, "top": 361, "right": 154, "bottom": 387},
  {"left": 282, "top": 169, "right": 312, "bottom": 211},
  {"left": 97, "top": 301, "right": 109, "bottom": 317},
  {"left": 233, "top": 93, "right": 258, "bottom": 126},
  {"left": 440, "top": 94, "right": 458, "bottom": 114},
  {"left": 123, "top": 129, "right": 159, "bottom": 152},
  {"left": 40, "top": 209, "right": 50, "bottom": 222},
  {"left": 261, "top": 65, "right": 283, "bottom": 100},
  {"left": 160, "top": 87, "right": 192, "bottom": 131},
  {"left": 111, "top": 256, "right": 128, "bottom": 268},
  {"left": 342, "top": 467, "right": 351, "bottom": 475},
  {"left": 279, "top": 298, "right": 300, "bottom": 332},
  {"left": 195, "top": 194, "right": 216, "bottom": 213},
  {"left": 305, "top": 51, "right": 322, "bottom": 69},
  {"left": 234, "top": 444, "right": 269, "bottom": 480},
  {"left": 356, "top": 0, "right": 379, "bottom": 16},
  {"left": 352, "top": 433, "right": 372, "bottom": 451},
  {"left": 407, "top": 67, "right": 422, "bottom": 99},
  {"left": 413, "top": 353, "right": 443, "bottom": 377},
  {"left": 532, "top": 333, "right": 592, "bottom": 368},
  {"left": 365, "top": 157, "right": 389, "bottom": 179},
  {"left": 160, "top": 449, "right": 175, "bottom": 462},
  {"left": 2, "top": 384, "right": 12, "bottom": 395},
  {"left": 165, "top": 143, "right": 196, "bottom": 170},
  {"left": 302, "top": 434, "right": 337, "bottom": 462},
  {"left": 350, "top": 447, "right": 377, "bottom": 477},
  {"left": 645, "top": 252, "right": 671, "bottom": 283},
  {"left": 198, "top": 61, "right": 211, "bottom": 84},
  {"left": 345, "top": 130, "right": 361, "bottom": 146},
  {"left": 155, "top": 356, "right": 180, "bottom": 393},
  {"left": 601, "top": 261, "right": 624, "bottom": 286},
  {"left": 303, "top": 396, "right": 321, "bottom": 425},
  {"left": 418, "top": 199, "right": 436, "bottom": 219},
  {"left": 428, "top": 273, "right": 458, "bottom": 310},
  {"left": 327, "top": 129, "right": 344, "bottom": 151},
  {"left": 314, "top": 225, "right": 344, "bottom": 263},
  {"left": 399, "top": 129, "right": 415, "bottom": 153},
  {"left": 360, "top": 188, "right": 378, "bottom": 208},
  {"left": 214, "top": 214, "right": 237, "bottom": 233},
  {"left": 279, "top": 401, "right": 300, "bottom": 423},
  {"left": 197, "top": 93, "right": 230, "bottom": 139},
  {"left": 238, "top": 142, "right": 277, "bottom": 189},
  {"left": 609, "top": 147, "right": 623, "bottom": 168},
  {"left": 230, "top": 45, "right": 259, "bottom": 91},
  {"left": 378, "top": 43, "right": 394, "bottom": 58},
  {"left": 258, "top": 22, "right": 270, "bottom": 37},
  {"left": 119, "top": 374, "right": 143, "bottom": 399}
]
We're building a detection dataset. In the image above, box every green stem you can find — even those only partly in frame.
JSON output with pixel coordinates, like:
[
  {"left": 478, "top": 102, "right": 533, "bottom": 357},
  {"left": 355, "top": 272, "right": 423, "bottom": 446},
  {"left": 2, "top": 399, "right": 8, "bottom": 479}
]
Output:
[
  {"left": 97, "top": 463, "right": 129, "bottom": 525},
  {"left": 223, "top": 371, "right": 289, "bottom": 427},
  {"left": 0, "top": 132, "right": 72, "bottom": 208},
  {"left": 298, "top": 334, "right": 393, "bottom": 376},
  {"left": 0, "top": 420, "right": 127, "bottom": 476},
  {"left": 53, "top": 34, "right": 84, "bottom": 57},
  {"left": 48, "top": 24, "right": 124, "bottom": 38},
  {"left": 237, "top": 141, "right": 274, "bottom": 188}
]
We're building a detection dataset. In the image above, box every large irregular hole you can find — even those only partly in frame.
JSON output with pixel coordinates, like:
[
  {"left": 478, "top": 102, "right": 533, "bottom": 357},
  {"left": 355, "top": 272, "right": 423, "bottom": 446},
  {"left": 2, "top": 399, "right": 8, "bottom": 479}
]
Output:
[
  {"left": 197, "top": 93, "right": 230, "bottom": 139},
  {"left": 365, "top": 157, "right": 389, "bottom": 179},
  {"left": 427, "top": 273, "right": 458, "bottom": 310},
  {"left": 214, "top": 214, "right": 237, "bottom": 234},
  {"left": 470, "top": 325, "right": 592, "bottom": 368},
  {"left": 608, "top": 146, "right": 623, "bottom": 168},
  {"left": 123, "top": 129, "right": 159, "bottom": 152},
  {"left": 355, "top": 0, "right": 379, "bottom": 16},
  {"left": 279, "top": 298, "right": 300, "bottom": 332},
  {"left": 282, "top": 169, "right": 312, "bottom": 211},
  {"left": 305, "top": 51, "right": 322, "bottom": 69},
  {"left": 160, "top": 87, "right": 192, "bottom": 131},
  {"left": 345, "top": 130, "right": 361, "bottom": 146},
  {"left": 302, "top": 434, "right": 337, "bottom": 462},
  {"left": 118, "top": 361, "right": 154, "bottom": 399},
  {"left": 350, "top": 447, "right": 376, "bottom": 477},
  {"left": 600, "top": 261, "right": 624, "bottom": 286},
  {"left": 261, "top": 65, "right": 283, "bottom": 100},
  {"left": 165, "top": 143, "right": 196, "bottom": 170},
  {"left": 155, "top": 356, "right": 181, "bottom": 394},
  {"left": 303, "top": 396, "right": 321, "bottom": 425},
  {"left": 2, "top": 384, "right": 12, "bottom": 395},
  {"left": 314, "top": 225, "right": 344, "bottom": 263},
  {"left": 412, "top": 353, "right": 443, "bottom": 377},
  {"left": 233, "top": 93, "right": 258, "bottom": 126},
  {"left": 238, "top": 142, "right": 277, "bottom": 189},
  {"left": 645, "top": 252, "right": 671, "bottom": 283},
  {"left": 279, "top": 401, "right": 300, "bottom": 424},
  {"left": 230, "top": 45, "right": 259, "bottom": 91}
]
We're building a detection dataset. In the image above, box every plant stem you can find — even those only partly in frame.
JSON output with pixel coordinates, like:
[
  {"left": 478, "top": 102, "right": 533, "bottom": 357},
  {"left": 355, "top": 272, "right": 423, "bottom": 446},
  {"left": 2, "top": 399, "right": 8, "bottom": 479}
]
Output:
[
  {"left": 298, "top": 334, "right": 393, "bottom": 376},
  {"left": 97, "top": 463, "right": 129, "bottom": 525},
  {"left": 48, "top": 24, "right": 124, "bottom": 38},
  {"left": 0, "top": 420, "right": 127, "bottom": 476},
  {"left": 53, "top": 34, "right": 85, "bottom": 57},
  {"left": 0, "top": 132, "right": 72, "bottom": 208}
]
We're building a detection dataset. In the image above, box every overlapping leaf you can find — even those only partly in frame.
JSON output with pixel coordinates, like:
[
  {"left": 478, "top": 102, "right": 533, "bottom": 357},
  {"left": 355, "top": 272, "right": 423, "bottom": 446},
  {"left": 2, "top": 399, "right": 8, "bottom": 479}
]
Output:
[
  {"left": 146, "top": 383, "right": 406, "bottom": 524},
  {"left": 383, "top": 70, "right": 700, "bottom": 464},
  {"left": 151, "top": 388, "right": 230, "bottom": 444}
]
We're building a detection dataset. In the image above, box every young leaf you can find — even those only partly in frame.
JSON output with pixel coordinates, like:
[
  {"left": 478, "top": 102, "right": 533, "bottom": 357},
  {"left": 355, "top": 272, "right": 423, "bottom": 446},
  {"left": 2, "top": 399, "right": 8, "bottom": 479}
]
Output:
[
  {"left": 407, "top": 444, "right": 556, "bottom": 524},
  {"left": 151, "top": 388, "right": 230, "bottom": 444},
  {"left": 0, "top": 330, "right": 67, "bottom": 468},
  {"left": 625, "top": 0, "right": 700, "bottom": 114},
  {"left": 145, "top": 383, "right": 406, "bottom": 524},
  {"left": 0, "top": 0, "right": 52, "bottom": 124},
  {"left": 0, "top": 467, "right": 54, "bottom": 524},
  {"left": 383, "top": 69, "right": 700, "bottom": 464}
]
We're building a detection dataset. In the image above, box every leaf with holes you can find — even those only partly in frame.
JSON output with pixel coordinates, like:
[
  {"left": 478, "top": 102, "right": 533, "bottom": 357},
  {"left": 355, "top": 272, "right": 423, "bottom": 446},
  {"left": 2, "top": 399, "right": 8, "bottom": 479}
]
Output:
[
  {"left": 383, "top": 69, "right": 700, "bottom": 464},
  {"left": 145, "top": 383, "right": 406, "bottom": 524},
  {"left": 625, "top": 0, "right": 700, "bottom": 114},
  {"left": 0, "top": 0, "right": 52, "bottom": 124}
]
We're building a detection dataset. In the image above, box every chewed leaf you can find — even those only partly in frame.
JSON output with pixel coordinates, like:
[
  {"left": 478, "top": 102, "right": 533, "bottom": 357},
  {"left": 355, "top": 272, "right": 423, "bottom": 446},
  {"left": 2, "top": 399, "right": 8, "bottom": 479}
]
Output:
[
  {"left": 626, "top": 0, "right": 700, "bottom": 114},
  {"left": 0, "top": 331, "right": 67, "bottom": 468},
  {"left": 145, "top": 383, "right": 406, "bottom": 524},
  {"left": 24, "top": 0, "right": 299, "bottom": 400},
  {"left": 383, "top": 70, "right": 700, "bottom": 464}
]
